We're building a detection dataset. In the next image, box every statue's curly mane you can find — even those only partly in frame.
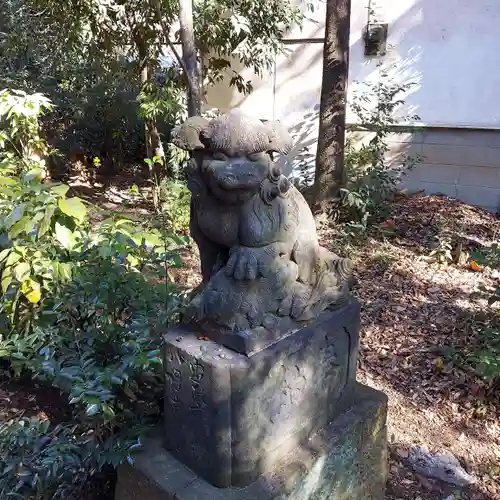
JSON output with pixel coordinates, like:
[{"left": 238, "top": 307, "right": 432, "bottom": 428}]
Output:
[
  {"left": 242, "top": 172, "right": 298, "bottom": 247},
  {"left": 259, "top": 165, "right": 291, "bottom": 205}
]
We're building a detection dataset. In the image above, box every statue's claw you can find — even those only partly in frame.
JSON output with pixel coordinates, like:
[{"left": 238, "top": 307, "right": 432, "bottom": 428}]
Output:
[{"left": 225, "top": 247, "right": 263, "bottom": 281}]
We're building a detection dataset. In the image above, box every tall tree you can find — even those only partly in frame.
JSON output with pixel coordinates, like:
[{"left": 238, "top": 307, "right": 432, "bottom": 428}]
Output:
[
  {"left": 312, "top": 0, "right": 351, "bottom": 210},
  {"left": 15, "top": 0, "right": 304, "bottom": 158}
]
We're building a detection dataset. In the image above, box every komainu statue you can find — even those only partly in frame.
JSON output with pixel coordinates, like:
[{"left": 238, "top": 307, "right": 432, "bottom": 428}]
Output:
[{"left": 171, "top": 109, "right": 353, "bottom": 333}]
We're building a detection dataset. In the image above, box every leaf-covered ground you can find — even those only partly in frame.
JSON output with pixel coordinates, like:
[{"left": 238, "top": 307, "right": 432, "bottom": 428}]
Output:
[{"left": 320, "top": 194, "right": 500, "bottom": 500}]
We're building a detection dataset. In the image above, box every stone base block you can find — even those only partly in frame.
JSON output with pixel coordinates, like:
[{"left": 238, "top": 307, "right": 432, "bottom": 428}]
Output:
[
  {"left": 163, "top": 299, "right": 361, "bottom": 487},
  {"left": 115, "top": 384, "right": 388, "bottom": 500}
]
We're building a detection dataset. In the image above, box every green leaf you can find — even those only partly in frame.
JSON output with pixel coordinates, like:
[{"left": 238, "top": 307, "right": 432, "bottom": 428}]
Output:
[
  {"left": 114, "top": 218, "right": 133, "bottom": 227},
  {"left": 51, "top": 184, "right": 70, "bottom": 197},
  {"left": 55, "top": 222, "right": 75, "bottom": 250},
  {"left": 23, "top": 169, "right": 43, "bottom": 182},
  {"left": 13, "top": 262, "right": 30, "bottom": 281},
  {"left": 0, "top": 186, "right": 16, "bottom": 197},
  {"left": 1, "top": 267, "right": 12, "bottom": 294},
  {"left": 5, "top": 203, "right": 26, "bottom": 229},
  {"left": 21, "top": 278, "right": 41, "bottom": 304},
  {"left": 0, "top": 248, "right": 10, "bottom": 263},
  {"left": 9, "top": 216, "right": 34, "bottom": 237},
  {"left": 126, "top": 255, "right": 139, "bottom": 267},
  {"left": 38, "top": 204, "right": 55, "bottom": 237},
  {"left": 143, "top": 232, "right": 162, "bottom": 247},
  {"left": 0, "top": 176, "right": 17, "bottom": 186},
  {"left": 58, "top": 197, "right": 87, "bottom": 224},
  {"left": 102, "top": 404, "right": 115, "bottom": 419},
  {"left": 5, "top": 251, "right": 21, "bottom": 267},
  {"left": 86, "top": 403, "right": 101, "bottom": 416},
  {"left": 59, "top": 262, "right": 73, "bottom": 281}
]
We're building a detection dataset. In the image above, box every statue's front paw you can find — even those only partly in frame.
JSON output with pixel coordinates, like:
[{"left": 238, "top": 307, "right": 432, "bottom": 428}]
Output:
[
  {"left": 278, "top": 282, "right": 308, "bottom": 318},
  {"left": 225, "top": 247, "right": 261, "bottom": 280}
]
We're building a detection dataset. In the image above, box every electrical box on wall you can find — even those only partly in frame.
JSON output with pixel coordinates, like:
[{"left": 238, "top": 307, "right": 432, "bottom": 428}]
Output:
[{"left": 363, "top": 23, "right": 388, "bottom": 57}]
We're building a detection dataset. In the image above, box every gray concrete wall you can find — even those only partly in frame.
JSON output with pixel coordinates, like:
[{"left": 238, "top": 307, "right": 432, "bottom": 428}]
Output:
[{"left": 388, "top": 128, "right": 500, "bottom": 212}]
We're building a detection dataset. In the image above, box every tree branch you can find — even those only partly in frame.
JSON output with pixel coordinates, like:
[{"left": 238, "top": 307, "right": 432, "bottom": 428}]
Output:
[{"left": 152, "top": 0, "right": 192, "bottom": 94}]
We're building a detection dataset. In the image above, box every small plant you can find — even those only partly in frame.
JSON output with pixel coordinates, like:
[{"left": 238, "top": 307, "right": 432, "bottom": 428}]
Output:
[
  {"left": 428, "top": 233, "right": 454, "bottom": 264},
  {"left": 131, "top": 156, "right": 191, "bottom": 235},
  {"left": 159, "top": 180, "right": 191, "bottom": 235},
  {"left": 372, "top": 250, "right": 397, "bottom": 271},
  {"left": 468, "top": 326, "right": 500, "bottom": 381},
  {"left": 470, "top": 242, "right": 500, "bottom": 305},
  {"left": 442, "top": 241, "right": 500, "bottom": 383},
  {"left": 338, "top": 63, "right": 422, "bottom": 232},
  {"left": 446, "top": 319, "right": 500, "bottom": 384},
  {"left": 286, "top": 109, "right": 318, "bottom": 191},
  {"left": 143, "top": 155, "right": 164, "bottom": 210}
]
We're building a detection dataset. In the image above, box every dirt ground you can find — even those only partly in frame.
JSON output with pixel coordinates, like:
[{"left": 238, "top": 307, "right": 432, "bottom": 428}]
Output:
[{"left": 1, "top": 185, "right": 498, "bottom": 499}]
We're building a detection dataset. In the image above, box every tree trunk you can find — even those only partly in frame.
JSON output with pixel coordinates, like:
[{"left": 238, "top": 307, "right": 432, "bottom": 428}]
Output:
[
  {"left": 140, "top": 64, "right": 154, "bottom": 159},
  {"left": 179, "top": 0, "right": 202, "bottom": 116},
  {"left": 312, "top": 0, "right": 351, "bottom": 210},
  {"left": 140, "top": 63, "right": 164, "bottom": 161}
]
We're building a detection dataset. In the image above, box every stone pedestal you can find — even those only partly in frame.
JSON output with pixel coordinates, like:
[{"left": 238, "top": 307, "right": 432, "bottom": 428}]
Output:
[
  {"left": 115, "top": 298, "right": 389, "bottom": 499},
  {"left": 163, "top": 299, "right": 360, "bottom": 488},
  {"left": 115, "top": 384, "right": 388, "bottom": 500}
]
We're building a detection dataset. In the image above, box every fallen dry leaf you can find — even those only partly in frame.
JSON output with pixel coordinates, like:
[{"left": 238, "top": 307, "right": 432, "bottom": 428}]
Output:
[{"left": 469, "top": 260, "right": 483, "bottom": 272}]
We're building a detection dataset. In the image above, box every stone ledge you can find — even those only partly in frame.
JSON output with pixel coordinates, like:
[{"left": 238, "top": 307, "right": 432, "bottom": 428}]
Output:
[{"left": 115, "top": 383, "right": 388, "bottom": 500}]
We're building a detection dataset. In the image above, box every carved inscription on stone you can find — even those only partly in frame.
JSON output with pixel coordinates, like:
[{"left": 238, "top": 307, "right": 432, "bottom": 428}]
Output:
[
  {"left": 164, "top": 346, "right": 211, "bottom": 462},
  {"left": 262, "top": 338, "right": 344, "bottom": 432},
  {"left": 231, "top": 325, "right": 350, "bottom": 465}
]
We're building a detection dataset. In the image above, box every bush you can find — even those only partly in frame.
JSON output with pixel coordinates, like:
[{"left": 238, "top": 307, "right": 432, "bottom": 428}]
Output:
[
  {"left": 339, "top": 65, "right": 422, "bottom": 233},
  {"left": 471, "top": 243, "right": 500, "bottom": 306},
  {"left": 0, "top": 89, "right": 190, "bottom": 498}
]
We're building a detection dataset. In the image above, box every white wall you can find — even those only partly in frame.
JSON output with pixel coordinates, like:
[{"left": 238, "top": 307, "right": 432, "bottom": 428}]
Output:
[
  {"left": 205, "top": 0, "right": 500, "bottom": 129},
  {"left": 202, "top": 0, "right": 500, "bottom": 203},
  {"left": 348, "top": 0, "right": 500, "bottom": 129}
]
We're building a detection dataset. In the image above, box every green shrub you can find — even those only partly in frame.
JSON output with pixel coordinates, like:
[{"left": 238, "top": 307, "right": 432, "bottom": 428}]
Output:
[
  {"left": 471, "top": 243, "right": 500, "bottom": 306},
  {"left": 0, "top": 417, "right": 119, "bottom": 499},
  {"left": 462, "top": 243, "right": 500, "bottom": 382},
  {"left": 0, "top": 89, "right": 190, "bottom": 499},
  {"left": 158, "top": 181, "right": 191, "bottom": 235},
  {"left": 466, "top": 325, "right": 500, "bottom": 381},
  {"left": 339, "top": 64, "right": 422, "bottom": 233}
]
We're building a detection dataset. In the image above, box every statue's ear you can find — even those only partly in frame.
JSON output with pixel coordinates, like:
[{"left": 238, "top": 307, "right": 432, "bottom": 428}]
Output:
[{"left": 171, "top": 116, "right": 211, "bottom": 151}]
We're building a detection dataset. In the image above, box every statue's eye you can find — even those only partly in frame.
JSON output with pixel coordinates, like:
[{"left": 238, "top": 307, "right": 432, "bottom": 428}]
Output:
[{"left": 248, "top": 152, "right": 268, "bottom": 162}]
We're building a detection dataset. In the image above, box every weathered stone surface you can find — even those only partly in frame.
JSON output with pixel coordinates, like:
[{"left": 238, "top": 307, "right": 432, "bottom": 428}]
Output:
[
  {"left": 115, "top": 384, "right": 388, "bottom": 500},
  {"left": 170, "top": 110, "right": 354, "bottom": 334},
  {"left": 162, "top": 299, "right": 360, "bottom": 488}
]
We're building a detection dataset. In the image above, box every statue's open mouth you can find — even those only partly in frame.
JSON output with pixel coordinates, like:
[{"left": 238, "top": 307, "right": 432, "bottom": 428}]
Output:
[
  {"left": 206, "top": 166, "right": 261, "bottom": 192},
  {"left": 217, "top": 177, "right": 257, "bottom": 191}
]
